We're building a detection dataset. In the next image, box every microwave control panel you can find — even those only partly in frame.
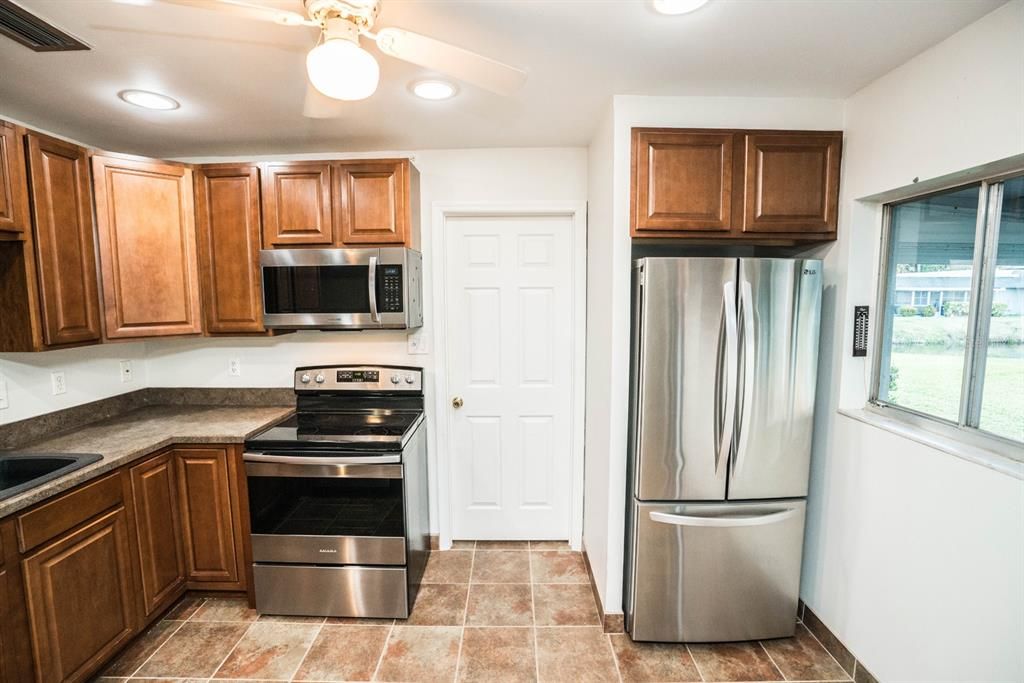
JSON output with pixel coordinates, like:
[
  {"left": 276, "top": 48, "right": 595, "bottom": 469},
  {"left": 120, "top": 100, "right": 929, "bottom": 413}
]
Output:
[{"left": 381, "top": 265, "right": 404, "bottom": 312}]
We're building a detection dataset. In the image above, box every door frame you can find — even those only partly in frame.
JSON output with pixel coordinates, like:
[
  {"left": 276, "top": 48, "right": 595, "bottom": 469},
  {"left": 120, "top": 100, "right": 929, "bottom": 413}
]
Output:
[{"left": 431, "top": 201, "right": 588, "bottom": 550}]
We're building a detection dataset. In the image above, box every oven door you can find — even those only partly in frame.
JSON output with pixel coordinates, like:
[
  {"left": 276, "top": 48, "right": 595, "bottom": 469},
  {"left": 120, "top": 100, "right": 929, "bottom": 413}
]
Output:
[
  {"left": 260, "top": 248, "right": 383, "bottom": 329},
  {"left": 244, "top": 452, "right": 407, "bottom": 566}
]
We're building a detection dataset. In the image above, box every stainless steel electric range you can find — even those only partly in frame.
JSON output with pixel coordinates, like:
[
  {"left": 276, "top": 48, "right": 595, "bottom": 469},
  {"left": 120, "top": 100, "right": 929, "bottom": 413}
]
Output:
[{"left": 243, "top": 364, "right": 428, "bottom": 619}]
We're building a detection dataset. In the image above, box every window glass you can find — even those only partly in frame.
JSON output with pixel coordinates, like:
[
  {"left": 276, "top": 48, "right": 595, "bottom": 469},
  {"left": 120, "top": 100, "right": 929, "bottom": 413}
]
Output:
[
  {"left": 878, "top": 184, "right": 980, "bottom": 422},
  {"left": 978, "top": 176, "right": 1024, "bottom": 442}
]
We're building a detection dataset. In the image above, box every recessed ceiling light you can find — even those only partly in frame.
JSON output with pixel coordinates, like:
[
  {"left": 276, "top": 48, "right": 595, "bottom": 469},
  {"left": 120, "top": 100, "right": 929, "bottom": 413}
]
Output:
[
  {"left": 118, "top": 89, "right": 180, "bottom": 111},
  {"left": 411, "top": 80, "right": 457, "bottom": 101},
  {"left": 653, "top": 0, "right": 710, "bottom": 15}
]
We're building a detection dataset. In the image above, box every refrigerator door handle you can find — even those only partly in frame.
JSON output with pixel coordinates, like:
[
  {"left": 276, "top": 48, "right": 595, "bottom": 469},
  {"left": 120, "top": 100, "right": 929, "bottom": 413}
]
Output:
[
  {"left": 715, "top": 281, "right": 738, "bottom": 475},
  {"left": 649, "top": 508, "right": 799, "bottom": 528},
  {"left": 734, "top": 279, "right": 756, "bottom": 478}
]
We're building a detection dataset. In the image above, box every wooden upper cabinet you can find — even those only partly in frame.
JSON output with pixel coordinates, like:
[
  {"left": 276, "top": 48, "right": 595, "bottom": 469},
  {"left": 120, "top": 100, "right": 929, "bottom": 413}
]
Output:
[
  {"left": 174, "top": 447, "right": 244, "bottom": 589},
  {"left": 195, "top": 164, "right": 266, "bottom": 334},
  {"left": 335, "top": 159, "right": 412, "bottom": 245},
  {"left": 740, "top": 132, "right": 842, "bottom": 235},
  {"left": 92, "top": 154, "right": 202, "bottom": 339},
  {"left": 25, "top": 133, "right": 102, "bottom": 346},
  {"left": 631, "top": 127, "right": 843, "bottom": 242},
  {"left": 0, "top": 121, "right": 29, "bottom": 238},
  {"left": 260, "top": 161, "right": 333, "bottom": 246},
  {"left": 631, "top": 129, "right": 734, "bottom": 235},
  {"left": 128, "top": 452, "right": 186, "bottom": 619},
  {"left": 21, "top": 506, "right": 137, "bottom": 683}
]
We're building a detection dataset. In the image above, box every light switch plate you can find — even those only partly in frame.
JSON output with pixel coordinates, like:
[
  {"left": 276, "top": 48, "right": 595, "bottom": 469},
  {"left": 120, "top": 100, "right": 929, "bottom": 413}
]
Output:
[
  {"left": 407, "top": 330, "right": 429, "bottom": 355},
  {"left": 120, "top": 360, "right": 133, "bottom": 383},
  {"left": 51, "top": 371, "right": 66, "bottom": 395},
  {"left": 0, "top": 377, "right": 8, "bottom": 410}
]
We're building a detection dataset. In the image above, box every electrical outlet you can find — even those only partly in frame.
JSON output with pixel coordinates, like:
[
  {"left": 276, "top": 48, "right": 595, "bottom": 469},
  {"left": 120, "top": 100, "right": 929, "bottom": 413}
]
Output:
[
  {"left": 51, "top": 371, "right": 66, "bottom": 395},
  {"left": 407, "top": 330, "right": 429, "bottom": 355},
  {"left": 0, "top": 377, "right": 8, "bottom": 410},
  {"left": 229, "top": 358, "right": 241, "bottom": 377},
  {"left": 120, "top": 360, "right": 133, "bottom": 383}
]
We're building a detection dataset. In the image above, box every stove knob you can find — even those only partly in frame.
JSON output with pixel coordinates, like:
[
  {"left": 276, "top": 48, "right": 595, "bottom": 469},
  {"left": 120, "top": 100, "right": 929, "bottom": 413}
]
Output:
[
  {"left": 405, "top": 375, "right": 415, "bottom": 384},
  {"left": 300, "top": 373, "right": 311, "bottom": 384},
  {"left": 315, "top": 373, "right": 325, "bottom": 384},
  {"left": 391, "top": 374, "right": 401, "bottom": 385}
]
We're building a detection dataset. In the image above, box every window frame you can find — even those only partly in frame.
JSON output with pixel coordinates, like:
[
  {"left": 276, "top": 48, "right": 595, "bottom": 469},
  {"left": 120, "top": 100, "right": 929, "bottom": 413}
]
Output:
[{"left": 869, "top": 169, "right": 1024, "bottom": 461}]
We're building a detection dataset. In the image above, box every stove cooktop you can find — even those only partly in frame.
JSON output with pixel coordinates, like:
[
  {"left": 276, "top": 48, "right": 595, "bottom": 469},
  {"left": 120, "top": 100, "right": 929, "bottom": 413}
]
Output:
[{"left": 245, "top": 409, "right": 424, "bottom": 452}]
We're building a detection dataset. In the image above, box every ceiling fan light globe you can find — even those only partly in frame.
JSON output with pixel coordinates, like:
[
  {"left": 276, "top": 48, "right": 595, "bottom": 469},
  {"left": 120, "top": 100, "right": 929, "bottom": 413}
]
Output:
[{"left": 306, "top": 38, "right": 380, "bottom": 101}]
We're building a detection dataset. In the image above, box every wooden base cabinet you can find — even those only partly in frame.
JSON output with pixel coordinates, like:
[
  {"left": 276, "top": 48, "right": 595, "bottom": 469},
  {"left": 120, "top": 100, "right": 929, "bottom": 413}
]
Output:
[
  {"left": 22, "top": 507, "right": 137, "bottom": 683},
  {"left": 175, "top": 447, "right": 246, "bottom": 590},
  {"left": 128, "top": 453, "right": 186, "bottom": 619},
  {"left": 631, "top": 128, "right": 842, "bottom": 242}
]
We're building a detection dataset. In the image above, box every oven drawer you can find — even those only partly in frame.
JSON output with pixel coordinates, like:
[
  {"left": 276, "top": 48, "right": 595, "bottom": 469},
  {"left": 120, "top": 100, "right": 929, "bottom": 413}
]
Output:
[
  {"left": 254, "top": 563, "right": 409, "bottom": 618},
  {"left": 251, "top": 533, "right": 406, "bottom": 565}
]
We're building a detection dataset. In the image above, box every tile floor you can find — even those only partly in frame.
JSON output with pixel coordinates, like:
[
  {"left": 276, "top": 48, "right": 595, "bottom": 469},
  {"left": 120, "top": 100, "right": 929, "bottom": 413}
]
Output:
[{"left": 94, "top": 541, "right": 852, "bottom": 682}]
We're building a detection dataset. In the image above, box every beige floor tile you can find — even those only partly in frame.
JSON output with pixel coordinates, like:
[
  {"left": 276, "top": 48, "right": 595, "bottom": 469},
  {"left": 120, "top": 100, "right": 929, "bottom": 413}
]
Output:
[
  {"left": 761, "top": 625, "right": 851, "bottom": 681},
  {"left": 213, "top": 621, "right": 319, "bottom": 680},
  {"left": 533, "top": 583, "right": 601, "bottom": 626},
  {"left": 472, "top": 550, "right": 531, "bottom": 583},
  {"left": 406, "top": 583, "right": 469, "bottom": 626},
  {"left": 376, "top": 625, "right": 461, "bottom": 682},
  {"left": 466, "top": 584, "right": 534, "bottom": 626},
  {"left": 458, "top": 627, "right": 537, "bottom": 682},
  {"left": 609, "top": 633, "right": 702, "bottom": 682},
  {"left": 163, "top": 595, "right": 205, "bottom": 620},
  {"left": 530, "top": 551, "right": 590, "bottom": 583},
  {"left": 535, "top": 627, "right": 618, "bottom": 682},
  {"left": 293, "top": 624, "right": 390, "bottom": 681},
  {"left": 688, "top": 641, "right": 784, "bottom": 682},
  {"left": 476, "top": 540, "right": 530, "bottom": 550},
  {"left": 100, "top": 619, "right": 182, "bottom": 677},
  {"left": 422, "top": 550, "right": 474, "bottom": 583},
  {"left": 191, "top": 596, "right": 259, "bottom": 623},
  {"left": 450, "top": 540, "right": 477, "bottom": 549},
  {"left": 135, "top": 622, "right": 250, "bottom": 678},
  {"left": 530, "top": 541, "right": 571, "bottom": 550}
]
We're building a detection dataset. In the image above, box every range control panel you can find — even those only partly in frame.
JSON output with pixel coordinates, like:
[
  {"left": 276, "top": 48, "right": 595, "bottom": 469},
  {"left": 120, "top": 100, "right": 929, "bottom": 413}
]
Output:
[
  {"left": 381, "top": 265, "right": 404, "bottom": 313},
  {"left": 294, "top": 365, "right": 422, "bottom": 392}
]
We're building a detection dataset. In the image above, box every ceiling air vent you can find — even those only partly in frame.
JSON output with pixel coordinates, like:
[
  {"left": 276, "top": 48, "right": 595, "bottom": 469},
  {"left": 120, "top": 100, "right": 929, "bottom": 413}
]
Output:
[{"left": 0, "top": 0, "right": 88, "bottom": 52}]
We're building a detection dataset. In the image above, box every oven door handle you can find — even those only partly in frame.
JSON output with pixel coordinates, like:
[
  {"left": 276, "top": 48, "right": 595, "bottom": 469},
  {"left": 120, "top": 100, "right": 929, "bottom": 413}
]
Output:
[{"left": 243, "top": 453, "right": 402, "bottom": 479}]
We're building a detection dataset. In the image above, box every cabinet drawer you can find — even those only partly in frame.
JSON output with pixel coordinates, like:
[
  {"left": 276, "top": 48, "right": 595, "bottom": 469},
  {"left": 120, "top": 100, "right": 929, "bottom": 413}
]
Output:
[{"left": 16, "top": 473, "right": 122, "bottom": 553}]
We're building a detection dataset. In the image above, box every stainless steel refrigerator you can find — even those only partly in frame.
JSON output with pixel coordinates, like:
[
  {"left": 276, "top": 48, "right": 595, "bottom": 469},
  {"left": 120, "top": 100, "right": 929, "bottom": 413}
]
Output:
[{"left": 624, "top": 257, "right": 822, "bottom": 643}]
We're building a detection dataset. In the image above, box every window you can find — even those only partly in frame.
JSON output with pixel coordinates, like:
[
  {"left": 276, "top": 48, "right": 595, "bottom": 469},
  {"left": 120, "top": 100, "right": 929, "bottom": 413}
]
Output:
[{"left": 874, "top": 174, "right": 1024, "bottom": 449}]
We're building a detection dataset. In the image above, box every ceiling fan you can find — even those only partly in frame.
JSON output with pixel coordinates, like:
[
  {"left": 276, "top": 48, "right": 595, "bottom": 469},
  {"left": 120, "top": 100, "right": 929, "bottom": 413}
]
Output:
[{"left": 153, "top": 0, "right": 528, "bottom": 116}]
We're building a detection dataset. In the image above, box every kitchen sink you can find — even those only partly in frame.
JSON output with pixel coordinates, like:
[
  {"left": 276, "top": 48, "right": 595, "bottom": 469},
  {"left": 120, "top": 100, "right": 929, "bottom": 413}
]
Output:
[{"left": 0, "top": 452, "right": 103, "bottom": 502}]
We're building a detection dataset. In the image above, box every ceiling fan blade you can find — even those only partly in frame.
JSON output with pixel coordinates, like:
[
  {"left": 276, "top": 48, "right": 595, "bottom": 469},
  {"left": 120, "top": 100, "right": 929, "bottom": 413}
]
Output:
[
  {"left": 154, "top": 0, "right": 314, "bottom": 26},
  {"left": 303, "top": 81, "right": 347, "bottom": 118},
  {"left": 372, "top": 28, "right": 527, "bottom": 96}
]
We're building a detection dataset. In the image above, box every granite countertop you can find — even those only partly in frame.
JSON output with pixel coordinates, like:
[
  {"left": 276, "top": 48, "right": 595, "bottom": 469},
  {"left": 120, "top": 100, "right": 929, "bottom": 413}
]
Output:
[{"left": 0, "top": 404, "right": 293, "bottom": 519}]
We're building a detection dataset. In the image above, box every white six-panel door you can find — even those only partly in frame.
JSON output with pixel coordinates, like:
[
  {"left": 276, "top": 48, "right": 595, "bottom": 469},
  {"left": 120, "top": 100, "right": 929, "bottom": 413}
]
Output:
[{"left": 445, "top": 214, "right": 575, "bottom": 539}]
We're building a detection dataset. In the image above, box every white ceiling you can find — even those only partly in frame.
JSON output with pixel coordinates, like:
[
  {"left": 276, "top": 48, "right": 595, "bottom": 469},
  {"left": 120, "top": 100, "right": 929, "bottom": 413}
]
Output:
[{"left": 0, "top": 0, "right": 1006, "bottom": 157}]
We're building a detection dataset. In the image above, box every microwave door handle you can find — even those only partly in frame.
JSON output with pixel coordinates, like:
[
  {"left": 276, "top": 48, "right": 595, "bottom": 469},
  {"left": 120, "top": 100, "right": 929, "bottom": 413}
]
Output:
[{"left": 368, "top": 255, "right": 380, "bottom": 323}]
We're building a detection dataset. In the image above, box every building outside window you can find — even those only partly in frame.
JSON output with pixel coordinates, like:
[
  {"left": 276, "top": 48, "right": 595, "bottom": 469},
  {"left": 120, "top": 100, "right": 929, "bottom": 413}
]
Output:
[{"left": 874, "top": 174, "right": 1024, "bottom": 449}]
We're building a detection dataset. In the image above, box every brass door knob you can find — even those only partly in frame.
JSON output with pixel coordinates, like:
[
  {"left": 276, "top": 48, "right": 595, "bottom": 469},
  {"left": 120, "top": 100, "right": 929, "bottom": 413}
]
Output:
[{"left": 452, "top": 396, "right": 464, "bottom": 409}]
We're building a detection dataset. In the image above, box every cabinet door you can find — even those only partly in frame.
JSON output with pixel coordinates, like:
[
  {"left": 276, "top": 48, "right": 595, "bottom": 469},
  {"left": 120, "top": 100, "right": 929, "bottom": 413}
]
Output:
[
  {"left": 22, "top": 507, "right": 137, "bottom": 683},
  {"left": 92, "top": 155, "right": 202, "bottom": 338},
  {"left": 335, "top": 159, "right": 409, "bottom": 245},
  {"left": 0, "top": 121, "right": 29, "bottom": 237},
  {"left": 195, "top": 165, "right": 266, "bottom": 333},
  {"left": 631, "top": 129, "right": 734, "bottom": 235},
  {"left": 175, "top": 447, "right": 243, "bottom": 588},
  {"left": 740, "top": 132, "right": 842, "bottom": 234},
  {"left": 25, "top": 134, "right": 102, "bottom": 346},
  {"left": 0, "top": 565, "right": 7, "bottom": 683},
  {"left": 260, "top": 161, "right": 333, "bottom": 246},
  {"left": 129, "top": 452, "right": 186, "bottom": 619}
]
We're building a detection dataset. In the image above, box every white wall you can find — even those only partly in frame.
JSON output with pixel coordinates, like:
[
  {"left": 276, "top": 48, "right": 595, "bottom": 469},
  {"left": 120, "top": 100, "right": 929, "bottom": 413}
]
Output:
[
  {"left": 582, "top": 94, "right": 846, "bottom": 613},
  {"left": 147, "top": 147, "right": 589, "bottom": 534},
  {"left": 0, "top": 342, "right": 148, "bottom": 423},
  {"left": 802, "top": 2, "right": 1024, "bottom": 681}
]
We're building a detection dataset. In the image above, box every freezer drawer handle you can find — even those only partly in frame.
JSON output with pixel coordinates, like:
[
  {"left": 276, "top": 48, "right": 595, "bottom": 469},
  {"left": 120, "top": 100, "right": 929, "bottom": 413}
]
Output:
[{"left": 649, "top": 508, "right": 799, "bottom": 528}]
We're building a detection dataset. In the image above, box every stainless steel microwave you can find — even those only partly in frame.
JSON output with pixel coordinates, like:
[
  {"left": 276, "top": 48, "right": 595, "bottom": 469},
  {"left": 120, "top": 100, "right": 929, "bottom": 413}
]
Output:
[{"left": 260, "top": 248, "right": 423, "bottom": 330}]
